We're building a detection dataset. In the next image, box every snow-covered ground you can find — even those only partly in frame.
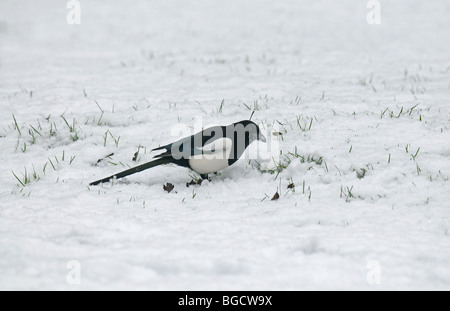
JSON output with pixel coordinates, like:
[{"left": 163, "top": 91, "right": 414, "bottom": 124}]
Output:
[{"left": 1, "top": 0, "right": 449, "bottom": 290}]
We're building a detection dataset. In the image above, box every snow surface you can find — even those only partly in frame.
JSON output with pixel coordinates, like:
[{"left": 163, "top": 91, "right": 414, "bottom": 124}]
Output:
[{"left": 0, "top": 0, "right": 449, "bottom": 290}]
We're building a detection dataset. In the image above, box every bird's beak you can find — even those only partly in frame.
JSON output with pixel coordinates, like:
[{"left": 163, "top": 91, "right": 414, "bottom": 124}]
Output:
[{"left": 259, "top": 133, "right": 267, "bottom": 143}]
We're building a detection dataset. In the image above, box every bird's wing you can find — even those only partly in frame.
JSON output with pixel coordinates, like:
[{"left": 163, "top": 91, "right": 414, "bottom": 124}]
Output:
[
  {"left": 192, "top": 137, "right": 232, "bottom": 156},
  {"left": 152, "top": 135, "right": 192, "bottom": 159},
  {"left": 152, "top": 125, "right": 227, "bottom": 159}
]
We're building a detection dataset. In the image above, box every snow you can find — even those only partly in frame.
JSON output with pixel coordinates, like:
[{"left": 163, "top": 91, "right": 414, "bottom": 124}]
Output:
[{"left": 1, "top": 0, "right": 449, "bottom": 290}]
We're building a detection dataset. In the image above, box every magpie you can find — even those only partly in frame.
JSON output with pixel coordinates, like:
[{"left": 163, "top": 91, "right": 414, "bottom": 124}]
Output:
[{"left": 89, "top": 119, "right": 266, "bottom": 186}]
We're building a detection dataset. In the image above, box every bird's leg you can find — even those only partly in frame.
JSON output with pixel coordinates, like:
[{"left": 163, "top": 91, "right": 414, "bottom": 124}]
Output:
[{"left": 200, "top": 174, "right": 209, "bottom": 181}]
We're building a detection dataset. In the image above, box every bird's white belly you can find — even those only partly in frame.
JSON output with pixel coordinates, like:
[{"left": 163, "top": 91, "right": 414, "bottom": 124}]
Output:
[
  {"left": 189, "top": 156, "right": 229, "bottom": 174},
  {"left": 189, "top": 137, "right": 232, "bottom": 174}
]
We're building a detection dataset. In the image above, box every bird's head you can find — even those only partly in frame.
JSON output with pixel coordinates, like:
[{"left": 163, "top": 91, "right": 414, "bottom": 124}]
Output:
[{"left": 233, "top": 120, "right": 267, "bottom": 143}]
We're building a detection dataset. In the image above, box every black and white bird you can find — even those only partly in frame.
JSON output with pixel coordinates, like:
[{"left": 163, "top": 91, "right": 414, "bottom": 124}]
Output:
[{"left": 89, "top": 119, "right": 266, "bottom": 186}]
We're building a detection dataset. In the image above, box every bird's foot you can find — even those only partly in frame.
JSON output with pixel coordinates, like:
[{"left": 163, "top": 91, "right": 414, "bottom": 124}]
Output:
[
  {"left": 186, "top": 178, "right": 203, "bottom": 187},
  {"left": 201, "top": 174, "right": 212, "bottom": 182}
]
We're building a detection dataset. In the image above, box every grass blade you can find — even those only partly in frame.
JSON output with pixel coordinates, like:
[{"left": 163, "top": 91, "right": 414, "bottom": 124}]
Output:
[{"left": 12, "top": 171, "right": 25, "bottom": 187}]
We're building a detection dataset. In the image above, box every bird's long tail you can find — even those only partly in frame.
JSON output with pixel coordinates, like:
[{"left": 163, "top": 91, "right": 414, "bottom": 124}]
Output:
[{"left": 89, "top": 157, "right": 172, "bottom": 186}]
